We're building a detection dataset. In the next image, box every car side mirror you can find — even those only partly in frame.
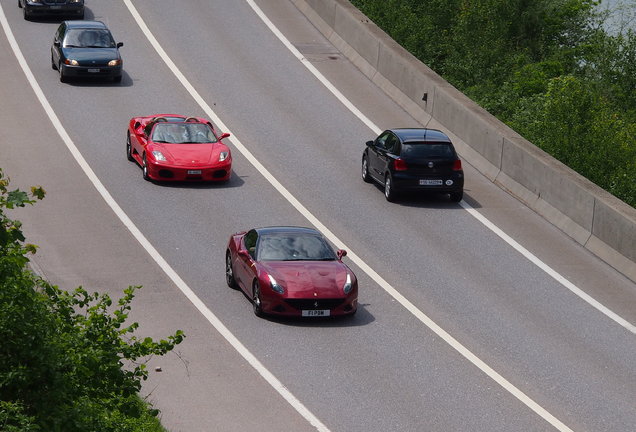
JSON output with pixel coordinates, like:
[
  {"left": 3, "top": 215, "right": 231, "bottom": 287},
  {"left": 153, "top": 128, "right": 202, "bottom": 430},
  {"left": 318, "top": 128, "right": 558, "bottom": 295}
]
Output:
[
  {"left": 53, "top": 41, "right": 60, "bottom": 47},
  {"left": 366, "top": 140, "right": 374, "bottom": 147},
  {"left": 337, "top": 249, "right": 347, "bottom": 260},
  {"left": 117, "top": 42, "right": 124, "bottom": 48},
  {"left": 218, "top": 132, "right": 231, "bottom": 140}
]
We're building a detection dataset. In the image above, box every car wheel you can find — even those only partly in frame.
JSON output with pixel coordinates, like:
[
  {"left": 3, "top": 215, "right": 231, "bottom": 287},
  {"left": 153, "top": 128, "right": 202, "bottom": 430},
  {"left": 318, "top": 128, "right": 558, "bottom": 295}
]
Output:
[
  {"left": 252, "top": 281, "right": 264, "bottom": 317},
  {"left": 225, "top": 252, "right": 237, "bottom": 289},
  {"left": 51, "top": 54, "right": 57, "bottom": 70},
  {"left": 361, "top": 156, "right": 371, "bottom": 183},
  {"left": 450, "top": 190, "right": 463, "bottom": 203},
  {"left": 126, "top": 132, "right": 134, "bottom": 162},
  {"left": 18, "top": 0, "right": 22, "bottom": 9},
  {"left": 142, "top": 153, "right": 150, "bottom": 181},
  {"left": 23, "top": 6, "right": 30, "bottom": 20},
  {"left": 384, "top": 173, "right": 397, "bottom": 202}
]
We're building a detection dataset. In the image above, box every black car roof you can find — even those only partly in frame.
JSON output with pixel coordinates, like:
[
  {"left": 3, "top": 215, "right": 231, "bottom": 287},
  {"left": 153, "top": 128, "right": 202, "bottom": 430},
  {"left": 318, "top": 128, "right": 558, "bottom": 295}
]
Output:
[
  {"left": 64, "top": 20, "right": 108, "bottom": 29},
  {"left": 255, "top": 226, "right": 322, "bottom": 236},
  {"left": 390, "top": 128, "right": 452, "bottom": 143}
]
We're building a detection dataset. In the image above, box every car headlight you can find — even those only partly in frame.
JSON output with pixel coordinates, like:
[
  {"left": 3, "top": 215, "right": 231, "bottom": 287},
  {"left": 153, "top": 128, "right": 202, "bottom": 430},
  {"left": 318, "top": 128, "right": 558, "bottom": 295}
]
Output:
[
  {"left": 108, "top": 59, "right": 122, "bottom": 66},
  {"left": 151, "top": 150, "right": 166, "bottom": 161},
  {"left": 219, "top": 151, "right": 229, "bottom": 162},
  {"left": 69, "top": 0, "right": 82, "bottom": 3},
  {"left": 343, "top": 273, "right": 352, "bottom": 294},
  {"left": 64, "top": 59, "right": 79, "bottom": 66},
  {"left": 268, "top": 275, "right": 284, "bottom": 294}
]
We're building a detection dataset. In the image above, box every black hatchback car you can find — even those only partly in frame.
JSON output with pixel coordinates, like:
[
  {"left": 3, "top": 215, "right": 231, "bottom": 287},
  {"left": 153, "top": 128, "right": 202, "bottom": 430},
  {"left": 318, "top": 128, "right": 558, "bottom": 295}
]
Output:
[
  {"left": 51, "top": 20, "right": 123, "bottom": 83},
  {"left": 362, "top": 128, "right": 464, "bottom": 202},
  {"left": 19, "top": 0, "right": 84, "bottom": 21}
]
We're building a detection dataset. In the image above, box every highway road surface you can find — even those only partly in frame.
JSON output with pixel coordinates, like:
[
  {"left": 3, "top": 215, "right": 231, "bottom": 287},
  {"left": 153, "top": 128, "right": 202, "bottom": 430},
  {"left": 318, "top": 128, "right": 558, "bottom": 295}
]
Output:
[{"left": 1, "top": 1, "right": 634, "bottom": 431}]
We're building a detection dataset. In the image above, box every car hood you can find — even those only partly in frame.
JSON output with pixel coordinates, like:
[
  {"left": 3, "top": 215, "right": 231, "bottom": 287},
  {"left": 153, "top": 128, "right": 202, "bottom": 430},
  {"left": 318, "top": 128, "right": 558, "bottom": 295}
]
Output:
[
  {"left": 152, "top": 143, "right": 223, "bottom": 166},
  {"left": 261, "top": 261, "right": 348, "bottom": 298},
  {"left": 62, "top": 47, "right": 120, "bottom": 62}
]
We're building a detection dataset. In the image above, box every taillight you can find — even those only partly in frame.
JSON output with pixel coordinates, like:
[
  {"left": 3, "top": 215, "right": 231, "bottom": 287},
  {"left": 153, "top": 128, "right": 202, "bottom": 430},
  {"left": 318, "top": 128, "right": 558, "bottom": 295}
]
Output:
[
  {"left": 393, "top": 158, "right": 408, "bottom": 171},
  {"left": 452, "top": 159, "right": 462, "bottom": 171}
]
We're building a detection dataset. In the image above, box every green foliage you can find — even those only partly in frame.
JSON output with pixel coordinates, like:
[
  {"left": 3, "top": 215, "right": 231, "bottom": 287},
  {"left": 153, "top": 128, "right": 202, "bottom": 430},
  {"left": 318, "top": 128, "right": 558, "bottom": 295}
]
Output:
[
  {"left": 0, "top": 169, "right": 182, "bottom": 432},
  {"left": 351, "top": 0, "right": 635, "bottom": 207}
]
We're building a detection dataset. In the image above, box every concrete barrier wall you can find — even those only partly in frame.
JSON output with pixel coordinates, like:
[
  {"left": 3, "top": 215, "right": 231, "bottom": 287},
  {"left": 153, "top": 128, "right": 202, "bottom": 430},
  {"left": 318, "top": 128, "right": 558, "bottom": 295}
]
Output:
[{"left": 292, "top": 0, "right": 636, "bottom": 282}]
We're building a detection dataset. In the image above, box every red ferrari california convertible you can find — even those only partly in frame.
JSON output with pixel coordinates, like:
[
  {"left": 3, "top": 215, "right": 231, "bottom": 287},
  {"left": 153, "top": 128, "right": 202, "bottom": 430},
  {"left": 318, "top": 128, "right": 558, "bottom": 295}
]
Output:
[
  {"left": 226, "top": 227, "right": 358, "bottom": 317},
  {"left": 126, "top": 114, "right": 232, "bottom": 181}
]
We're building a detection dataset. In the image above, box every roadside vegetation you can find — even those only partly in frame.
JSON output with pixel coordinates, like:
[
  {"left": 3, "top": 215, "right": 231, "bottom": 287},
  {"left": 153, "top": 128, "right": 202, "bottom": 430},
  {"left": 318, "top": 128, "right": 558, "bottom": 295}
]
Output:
[
  {"left": 351, "top": 0, "right": 636, "bottom": 207},
  {"left": 0, "top": 169, "right": 184, "bottom": 432}
]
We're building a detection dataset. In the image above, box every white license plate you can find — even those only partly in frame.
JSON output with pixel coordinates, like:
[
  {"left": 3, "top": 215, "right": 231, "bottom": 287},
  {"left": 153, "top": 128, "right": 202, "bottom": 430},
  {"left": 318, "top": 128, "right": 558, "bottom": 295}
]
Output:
[
  {"left": 50, "top": 5, "right": 62, "bottom": 9},
  {"left": 187, "top": 170, "right": 202, "bottom": 175},
  {"left": 87, "top": 68, "right": 100, "bottom": 73},
  {"left": 420, "top": 179, "right": 443, "bottom": 186},
  {"left": 302, "top": 310, "right": 330, "bottom": 317}
]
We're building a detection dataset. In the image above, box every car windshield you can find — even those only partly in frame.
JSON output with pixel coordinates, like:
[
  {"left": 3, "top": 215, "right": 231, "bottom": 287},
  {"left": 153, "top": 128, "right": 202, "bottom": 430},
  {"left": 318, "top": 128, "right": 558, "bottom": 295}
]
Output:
[
  {"left": 258, "top": 234, "right": 337, "bottom": 261},
  {"left": 401, "top": 142, "right": 454, "bottom": 158},
  {"left": 63, "top": 29, "right": 116, "bottom": 48},
  {"left": 151, "top": 123, "right": 217, "bottom": 144}
]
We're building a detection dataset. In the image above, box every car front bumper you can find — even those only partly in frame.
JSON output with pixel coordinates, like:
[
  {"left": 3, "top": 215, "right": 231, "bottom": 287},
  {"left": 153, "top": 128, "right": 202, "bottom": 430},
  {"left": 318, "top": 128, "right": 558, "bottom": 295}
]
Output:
[
  {"left": 146, "top": 160, "right": 232, "bottom": 182},
  {"left": 60, "top": 64, "right": 122, "bottom": 80}
]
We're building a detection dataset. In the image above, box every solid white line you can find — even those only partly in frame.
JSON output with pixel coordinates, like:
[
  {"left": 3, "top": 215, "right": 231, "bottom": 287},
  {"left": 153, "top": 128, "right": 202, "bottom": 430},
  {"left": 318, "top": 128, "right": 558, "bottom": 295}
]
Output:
[
  {"left": 119, "top": 0, "right": 576, "bottom": 430},
  {"left": 0, "top": 4, "right": 329, "bottom": 432}
]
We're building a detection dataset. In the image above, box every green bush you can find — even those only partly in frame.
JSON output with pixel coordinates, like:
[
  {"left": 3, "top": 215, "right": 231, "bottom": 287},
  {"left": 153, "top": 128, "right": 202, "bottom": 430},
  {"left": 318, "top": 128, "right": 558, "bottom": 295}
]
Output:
[{"left": 0, "top": 169, "right": 182, "bottom": 432}]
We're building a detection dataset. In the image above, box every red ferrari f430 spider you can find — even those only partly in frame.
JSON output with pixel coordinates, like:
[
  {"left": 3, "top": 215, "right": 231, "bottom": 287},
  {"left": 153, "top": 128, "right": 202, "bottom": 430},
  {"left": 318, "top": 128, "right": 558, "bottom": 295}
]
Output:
[{"left": 127, "top": 114, "right": 232, "bottom": 182}]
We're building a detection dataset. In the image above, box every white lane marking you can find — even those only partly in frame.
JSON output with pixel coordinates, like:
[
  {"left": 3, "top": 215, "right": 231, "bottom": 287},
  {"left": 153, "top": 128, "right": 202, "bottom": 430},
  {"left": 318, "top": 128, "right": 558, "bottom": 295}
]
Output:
[
  {"left": 120, "top": 0, "right": 574, "bottom": 430},
  {"left": 245, "top": 0, "right": 636, "bottom": 336},
  {"left": 0, "top": 4, "right": 329, "bottom": 432}
]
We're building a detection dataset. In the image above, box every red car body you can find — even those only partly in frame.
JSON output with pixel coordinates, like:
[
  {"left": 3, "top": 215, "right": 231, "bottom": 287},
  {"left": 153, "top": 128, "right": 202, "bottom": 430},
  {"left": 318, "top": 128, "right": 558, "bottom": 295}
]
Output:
[
  {"left": 226, "top": 227, "right": 358, "bottom": 318},
  {"left": 126, "top": 114, "right": 232, "bottom": 182}
]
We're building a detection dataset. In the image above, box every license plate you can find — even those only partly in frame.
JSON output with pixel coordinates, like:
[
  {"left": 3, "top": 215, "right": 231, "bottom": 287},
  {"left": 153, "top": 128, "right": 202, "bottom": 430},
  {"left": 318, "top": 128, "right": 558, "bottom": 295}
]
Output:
[
  {"left": 187, "top": 170, "right": 202, "bottom": 175},
  {"left": 302, "top": 310, "right": 330, "bottom": 317},
  {"left": 87, "top": 68, "right": 100, "bottom": 73},
  {"left": 50, "top": 6, "right": 62, "bottom": 9},
  {"left": 420, "top": 179, "right": 443, "bottom": 186}
]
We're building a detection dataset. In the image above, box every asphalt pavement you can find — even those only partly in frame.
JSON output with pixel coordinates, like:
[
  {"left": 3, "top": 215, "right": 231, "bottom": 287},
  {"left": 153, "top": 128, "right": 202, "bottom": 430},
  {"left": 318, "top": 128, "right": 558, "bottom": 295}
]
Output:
[{"left": 1, "top": 0, "right": 635, "bottom": 431}]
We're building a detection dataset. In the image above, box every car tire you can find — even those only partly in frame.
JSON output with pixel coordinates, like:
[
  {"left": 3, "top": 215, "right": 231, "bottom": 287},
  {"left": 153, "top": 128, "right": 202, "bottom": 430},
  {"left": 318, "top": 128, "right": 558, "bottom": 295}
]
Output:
[
  {"left": 18, "top": 0, "right": 22, "bottom": 9},
  {"left": 361, "top": 156, "right": 371, "bottom": 183},
  {"left": 384, "top": 173, "right": 397, "bottom": 202},
  {"left": 59, "top": 66, "right": 68, "bottom": 83},
  {"left": 449, "top": 190, "right": 463, "bottom": 202},
  {"left": 126, "top": 132, "right": 134, "bottom": 162},
  {"left": 23, "top": 6, "right": 30, "bottom": 21},
  {"left": 113, "top": 75, "right": 122, "bottom": 83},
  {"left": 225, "top": 252, "right": 237, "bottom": 289},
  {"left": 142, "top": 153, "right": 150, "bottom": 181},
  {"left": 51, "top": 55, "right": 57, "bottom": 70},
  {"left": 252, "top": 281, "right": 264, "bottom": 317}
]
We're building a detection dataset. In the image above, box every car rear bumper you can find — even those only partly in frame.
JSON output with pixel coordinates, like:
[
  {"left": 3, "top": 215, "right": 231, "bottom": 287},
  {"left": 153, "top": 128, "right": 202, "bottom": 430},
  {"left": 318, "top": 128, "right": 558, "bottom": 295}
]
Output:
[
  {"left": 392, "top": 171, "right": 464, "bottom": 192},
  {"left": 24, "top": 3, "right": 84, "bottom": 16},
  {"left": 147, "top": 160, "right": 232, "bottom": 182}
]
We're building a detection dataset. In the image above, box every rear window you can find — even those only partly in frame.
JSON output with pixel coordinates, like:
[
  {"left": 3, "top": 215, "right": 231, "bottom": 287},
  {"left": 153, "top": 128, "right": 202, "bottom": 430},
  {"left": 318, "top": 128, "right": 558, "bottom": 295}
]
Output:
[{"left": 401, "top": 142, "right": 454, "bottom": 158}]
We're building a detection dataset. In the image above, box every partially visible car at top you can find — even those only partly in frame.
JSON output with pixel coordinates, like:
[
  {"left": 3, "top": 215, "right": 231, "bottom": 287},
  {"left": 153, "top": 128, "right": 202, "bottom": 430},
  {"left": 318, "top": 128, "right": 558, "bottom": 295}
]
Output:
[
  {"left": 361, "top": 128, "right": 464, "bottom": 202},
  {"left": 19, "top": 0, "right": 84, "bottom": 21},
  {"left": 51, "top": 20, "right": 123, "bottom": 83},
  {"left": 226, "top": 226, "right": 358, "bottom": 318},
  {"left": 127, "top": 114, "right": 232, "bottom": 182}
]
